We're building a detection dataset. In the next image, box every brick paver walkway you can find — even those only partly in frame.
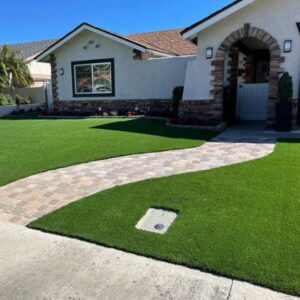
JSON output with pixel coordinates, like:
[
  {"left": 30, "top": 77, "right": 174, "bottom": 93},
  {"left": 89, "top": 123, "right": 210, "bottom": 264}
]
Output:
[{"left": 0, "top": 133, "right": 276, "bottom": 225}]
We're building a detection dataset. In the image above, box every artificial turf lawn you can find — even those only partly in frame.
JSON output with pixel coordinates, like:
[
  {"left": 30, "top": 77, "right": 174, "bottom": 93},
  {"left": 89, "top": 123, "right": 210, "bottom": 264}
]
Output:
[
  {"left": 29, "top": 140, "right": 300, "bottom": 296},
  {"left": 0, "top": 113, "right": 215, "bottom": 186}
]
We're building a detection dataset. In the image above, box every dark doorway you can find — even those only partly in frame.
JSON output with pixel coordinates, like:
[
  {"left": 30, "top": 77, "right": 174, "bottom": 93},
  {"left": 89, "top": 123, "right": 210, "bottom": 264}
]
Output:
[{"left": 223, "top": 37, "right": 271, "bottom": 125}]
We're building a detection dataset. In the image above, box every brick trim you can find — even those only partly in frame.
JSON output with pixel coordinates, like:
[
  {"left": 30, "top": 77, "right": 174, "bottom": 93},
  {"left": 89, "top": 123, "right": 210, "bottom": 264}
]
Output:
[{"left": 211, "top": 24, "right": 284, "bottom": 128}]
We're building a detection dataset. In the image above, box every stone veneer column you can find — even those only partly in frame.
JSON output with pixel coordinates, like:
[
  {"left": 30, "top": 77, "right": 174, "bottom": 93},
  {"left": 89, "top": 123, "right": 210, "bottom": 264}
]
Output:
[{"left": 50, "top": 54, "right": 59, "bottom": 103}]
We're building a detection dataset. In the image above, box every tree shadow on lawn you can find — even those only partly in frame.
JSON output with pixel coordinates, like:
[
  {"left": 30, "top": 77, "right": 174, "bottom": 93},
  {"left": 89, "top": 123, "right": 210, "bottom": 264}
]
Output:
[
  {"left": 91, "top": 118, "right": 217, "bottom": 140},
  {"left": 1, "top": 112, "right": 90, "bottom": 121},
  {"left": 1, "top": 112, "right": 41, "bottom": 120}
]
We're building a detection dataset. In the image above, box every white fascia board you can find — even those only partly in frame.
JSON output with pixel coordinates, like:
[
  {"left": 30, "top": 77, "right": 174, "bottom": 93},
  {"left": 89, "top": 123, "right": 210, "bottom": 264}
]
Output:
[
  {"left": 146, "top": 49, "right": 173, "bottom": 57},
  {"left": 36, "top": 24, "right": 148, "bottom": 62},
  {"left": 182, "top": 0, "right": 255, "bottom": 40}
]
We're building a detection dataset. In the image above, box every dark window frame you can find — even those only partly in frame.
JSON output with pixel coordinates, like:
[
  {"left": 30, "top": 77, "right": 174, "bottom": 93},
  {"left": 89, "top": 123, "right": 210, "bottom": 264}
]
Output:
[{"left": 71, "top": 58, "right": 115, "bottom": 98}]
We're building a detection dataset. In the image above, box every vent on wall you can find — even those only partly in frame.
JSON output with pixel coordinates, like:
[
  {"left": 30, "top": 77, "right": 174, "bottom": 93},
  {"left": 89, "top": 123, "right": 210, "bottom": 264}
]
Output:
[{"left": 297, "top": 23, "right": 300, "bottom": 34}]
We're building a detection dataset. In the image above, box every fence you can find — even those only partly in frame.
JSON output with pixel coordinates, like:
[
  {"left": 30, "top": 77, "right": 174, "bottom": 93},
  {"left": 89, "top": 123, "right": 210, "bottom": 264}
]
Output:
[{"left": 3, "top": 83, "right": 53, "bottom": 109}]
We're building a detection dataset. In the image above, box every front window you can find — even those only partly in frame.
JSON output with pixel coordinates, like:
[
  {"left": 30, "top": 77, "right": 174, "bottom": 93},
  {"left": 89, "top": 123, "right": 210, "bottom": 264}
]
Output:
[{"left": 72, "top": 59, "right": 114, "bottom": 97}]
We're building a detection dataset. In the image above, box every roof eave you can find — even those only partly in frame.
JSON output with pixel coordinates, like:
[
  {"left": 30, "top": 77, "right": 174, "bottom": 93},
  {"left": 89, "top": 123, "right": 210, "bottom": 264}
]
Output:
[
  {"left": 35, "top": 23, "right": 172, "bottom": 62},
  {"left": 181, "top": 0, "right": 255, "bottom": 40},
  {"left": 146, "top": 49, "right": 174, "bottom": 57}
]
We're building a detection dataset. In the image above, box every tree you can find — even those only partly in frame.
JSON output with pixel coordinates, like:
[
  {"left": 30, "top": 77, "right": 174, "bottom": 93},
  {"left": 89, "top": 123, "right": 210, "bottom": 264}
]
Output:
[{"left": 0, "top": 45, "right": 33, "bottom": 90}]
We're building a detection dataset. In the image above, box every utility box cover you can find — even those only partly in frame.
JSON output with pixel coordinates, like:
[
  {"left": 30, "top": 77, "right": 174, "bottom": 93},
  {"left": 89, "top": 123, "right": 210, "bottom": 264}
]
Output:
[{"left": 136, "top": 208, "right": 178, "bottom": 234}]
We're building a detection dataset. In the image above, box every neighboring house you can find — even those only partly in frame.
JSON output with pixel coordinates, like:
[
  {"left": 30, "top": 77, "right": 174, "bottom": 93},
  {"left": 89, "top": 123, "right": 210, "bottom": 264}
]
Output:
[
  {"left": 8, "top": 39, "right": 58, "bottom": 87},
  {"left": 36, "top": 0, "right": 300, "bottom": 129}
]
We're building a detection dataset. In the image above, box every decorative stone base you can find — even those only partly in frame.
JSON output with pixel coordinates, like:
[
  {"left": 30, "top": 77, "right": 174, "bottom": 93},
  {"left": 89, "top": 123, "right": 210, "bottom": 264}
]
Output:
[
  {"left": 178, "top": 100, "right": 222, "bottom": 125},
  {"left": 52, "top": 99, "right": 300, "bottom": 129},
  {"left": 53, "top": 99, "right": 172, "bottom": 116}
]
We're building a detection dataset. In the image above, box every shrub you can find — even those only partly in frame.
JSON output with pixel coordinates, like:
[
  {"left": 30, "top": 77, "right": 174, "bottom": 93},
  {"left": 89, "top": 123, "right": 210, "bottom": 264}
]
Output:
[
  {"left": 278, "top": 72, "right": 293, "bottom": 102},
  {"left": 15, "top": 94, "right": 31, "bottom": 105},
  {"left": 172, "top": 86, "right": 184, "bottom": 117},
  {"left": 0, "top": 93, "right": 15, "bottom": 106}
]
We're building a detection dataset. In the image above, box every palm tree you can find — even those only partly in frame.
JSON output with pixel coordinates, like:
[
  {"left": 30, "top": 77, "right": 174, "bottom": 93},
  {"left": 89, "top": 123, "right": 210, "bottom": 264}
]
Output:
[{"left": 0, "top": 45, "right": 33, "bottom": 90}]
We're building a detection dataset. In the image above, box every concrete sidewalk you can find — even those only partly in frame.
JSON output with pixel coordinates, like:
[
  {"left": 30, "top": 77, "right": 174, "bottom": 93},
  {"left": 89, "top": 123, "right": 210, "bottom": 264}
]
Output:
[{"left": 0, "top": 220, "right": 297, "bottom": 300}]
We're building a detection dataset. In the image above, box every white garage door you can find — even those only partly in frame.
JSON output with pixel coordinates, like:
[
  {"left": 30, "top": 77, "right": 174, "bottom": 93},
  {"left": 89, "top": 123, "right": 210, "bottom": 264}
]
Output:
[{"left": 237, "top": 83, "right": 269, "bottom": 121}]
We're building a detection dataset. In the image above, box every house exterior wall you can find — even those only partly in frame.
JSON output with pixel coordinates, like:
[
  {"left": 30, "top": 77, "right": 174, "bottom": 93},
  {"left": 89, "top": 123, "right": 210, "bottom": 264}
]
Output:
[
  {"left": 183, "top": 0, "right": 300, "bottom": 101},
  {"left": 27, "top": 60, "right": 51, "bottom": 87},
  {"left": 53, "top": 30, "right": 194, "bottom": 104}
]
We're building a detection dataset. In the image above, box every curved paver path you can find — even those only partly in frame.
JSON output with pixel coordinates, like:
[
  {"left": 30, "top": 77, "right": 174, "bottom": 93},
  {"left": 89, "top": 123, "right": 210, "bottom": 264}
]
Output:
[{"left": 0, "top": 132, "right": 276, "bottom": 225}]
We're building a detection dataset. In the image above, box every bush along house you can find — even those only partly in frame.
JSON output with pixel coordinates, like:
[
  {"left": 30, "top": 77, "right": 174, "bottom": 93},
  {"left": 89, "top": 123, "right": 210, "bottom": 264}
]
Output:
[{"left": 36, "top": 0, "right": 300, "bottom": 131}]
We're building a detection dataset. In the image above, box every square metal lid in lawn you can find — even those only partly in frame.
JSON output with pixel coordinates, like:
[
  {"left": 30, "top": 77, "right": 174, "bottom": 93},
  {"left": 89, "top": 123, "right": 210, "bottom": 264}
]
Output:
[{"left": 136, "top": 208, "right": 178, "bottom": 234}]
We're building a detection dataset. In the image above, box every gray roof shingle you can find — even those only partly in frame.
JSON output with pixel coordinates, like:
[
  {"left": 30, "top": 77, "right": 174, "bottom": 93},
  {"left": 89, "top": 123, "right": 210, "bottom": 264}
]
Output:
[{"left": 7, "top": 39, "right": 59, "bottom": 60}]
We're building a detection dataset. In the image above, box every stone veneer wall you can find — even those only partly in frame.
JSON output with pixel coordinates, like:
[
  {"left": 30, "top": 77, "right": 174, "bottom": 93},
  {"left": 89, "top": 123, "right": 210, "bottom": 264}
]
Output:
[
  {"left": 53, "top": 99, "right": 172, "bottom": 116},
  {"left": 178, "top": 100, "right": 218, "bottom": 124}
]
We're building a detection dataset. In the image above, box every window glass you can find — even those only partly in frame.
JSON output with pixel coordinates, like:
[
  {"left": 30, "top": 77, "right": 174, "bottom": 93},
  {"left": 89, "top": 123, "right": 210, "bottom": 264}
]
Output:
[
  {"left": 74, "top": 61, "right": 113, "bottom": 95},
  {"left": 93, "top": 64, "right": 112, "bottom": 93},
  {"left": 75, "top": 65, "right": 92, "bottom": 93}
]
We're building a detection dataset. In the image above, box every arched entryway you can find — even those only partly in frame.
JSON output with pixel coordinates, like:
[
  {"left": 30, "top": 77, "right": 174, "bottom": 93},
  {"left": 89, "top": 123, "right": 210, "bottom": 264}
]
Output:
[{"left": 211, "top": 24, "right": 284, "bottom": 128}]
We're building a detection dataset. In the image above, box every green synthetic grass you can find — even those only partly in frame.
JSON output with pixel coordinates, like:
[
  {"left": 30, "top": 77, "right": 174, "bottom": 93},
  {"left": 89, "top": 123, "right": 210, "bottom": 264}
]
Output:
[
  {"left": 0, "top": 113, "right": 215, "bottom": 186},
  {"left": 29, "top": 140, "right": 300, "bottom": 296}
]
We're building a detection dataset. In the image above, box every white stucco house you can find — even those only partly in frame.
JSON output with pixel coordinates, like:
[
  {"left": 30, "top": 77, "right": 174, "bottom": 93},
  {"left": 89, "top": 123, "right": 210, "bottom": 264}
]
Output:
[
  {"left": 8, "top": 39, "right": 58, "bottom": 87},
  {"left": 36, "top": 0, "right": 300, "bottom": 128}
]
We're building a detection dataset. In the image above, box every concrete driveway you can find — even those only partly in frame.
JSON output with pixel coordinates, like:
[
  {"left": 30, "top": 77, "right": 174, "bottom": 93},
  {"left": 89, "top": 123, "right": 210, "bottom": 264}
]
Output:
[{"left": 0, "top": 220, "right": 297, "bottom": 300}]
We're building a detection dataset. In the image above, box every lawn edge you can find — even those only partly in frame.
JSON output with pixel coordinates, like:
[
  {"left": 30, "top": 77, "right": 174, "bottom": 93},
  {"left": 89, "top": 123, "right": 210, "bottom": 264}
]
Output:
[{"left": 27, "top": 224, "right": 300, "bottom": 297}]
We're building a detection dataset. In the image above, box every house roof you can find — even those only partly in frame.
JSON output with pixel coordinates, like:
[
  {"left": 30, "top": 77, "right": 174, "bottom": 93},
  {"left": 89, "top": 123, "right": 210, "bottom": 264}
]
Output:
[
  {"left": 8, "top": 38, "right": 59, "bottom": 61},
  {"left": 5, "top": 24, "right": 196, "bottom": 63},
  {"left": 127, "top": 29, "right": 197, "bottom": 56},
  {"left": 181, "top": 0, "right": 255, "bottom": 39},
  {"left": 33, "top": 23, "right": 197, "bottom": 62}
]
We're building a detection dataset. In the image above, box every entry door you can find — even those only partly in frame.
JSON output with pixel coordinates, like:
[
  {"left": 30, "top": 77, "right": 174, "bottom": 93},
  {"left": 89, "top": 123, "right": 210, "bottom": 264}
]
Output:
[{"left": 237, "top": 83, "right": 269, "bottom": 121}]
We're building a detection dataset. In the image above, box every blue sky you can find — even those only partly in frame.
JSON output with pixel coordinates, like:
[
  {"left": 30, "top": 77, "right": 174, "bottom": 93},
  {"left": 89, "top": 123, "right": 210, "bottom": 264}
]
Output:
[{"left": 1, "top": 0, "right": 233, "bottom": 45}]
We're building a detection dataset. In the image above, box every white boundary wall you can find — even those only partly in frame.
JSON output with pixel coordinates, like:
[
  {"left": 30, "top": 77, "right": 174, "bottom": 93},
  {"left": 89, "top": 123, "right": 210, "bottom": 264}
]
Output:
[{"left": 0, "top": 104, "right": 41, "bottom": 117}]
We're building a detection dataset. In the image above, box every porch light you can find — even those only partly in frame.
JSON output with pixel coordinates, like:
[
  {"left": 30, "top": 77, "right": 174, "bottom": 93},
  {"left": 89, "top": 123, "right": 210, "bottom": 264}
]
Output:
[
  {"left": 59, "top": 68, "right": 64, "bottom": 76},
  {"left": 284, "top": 40, "right": 292, "bottom": 53},
  {"left": 206, "top": 47, "right": 213, "bottom": 59}
]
